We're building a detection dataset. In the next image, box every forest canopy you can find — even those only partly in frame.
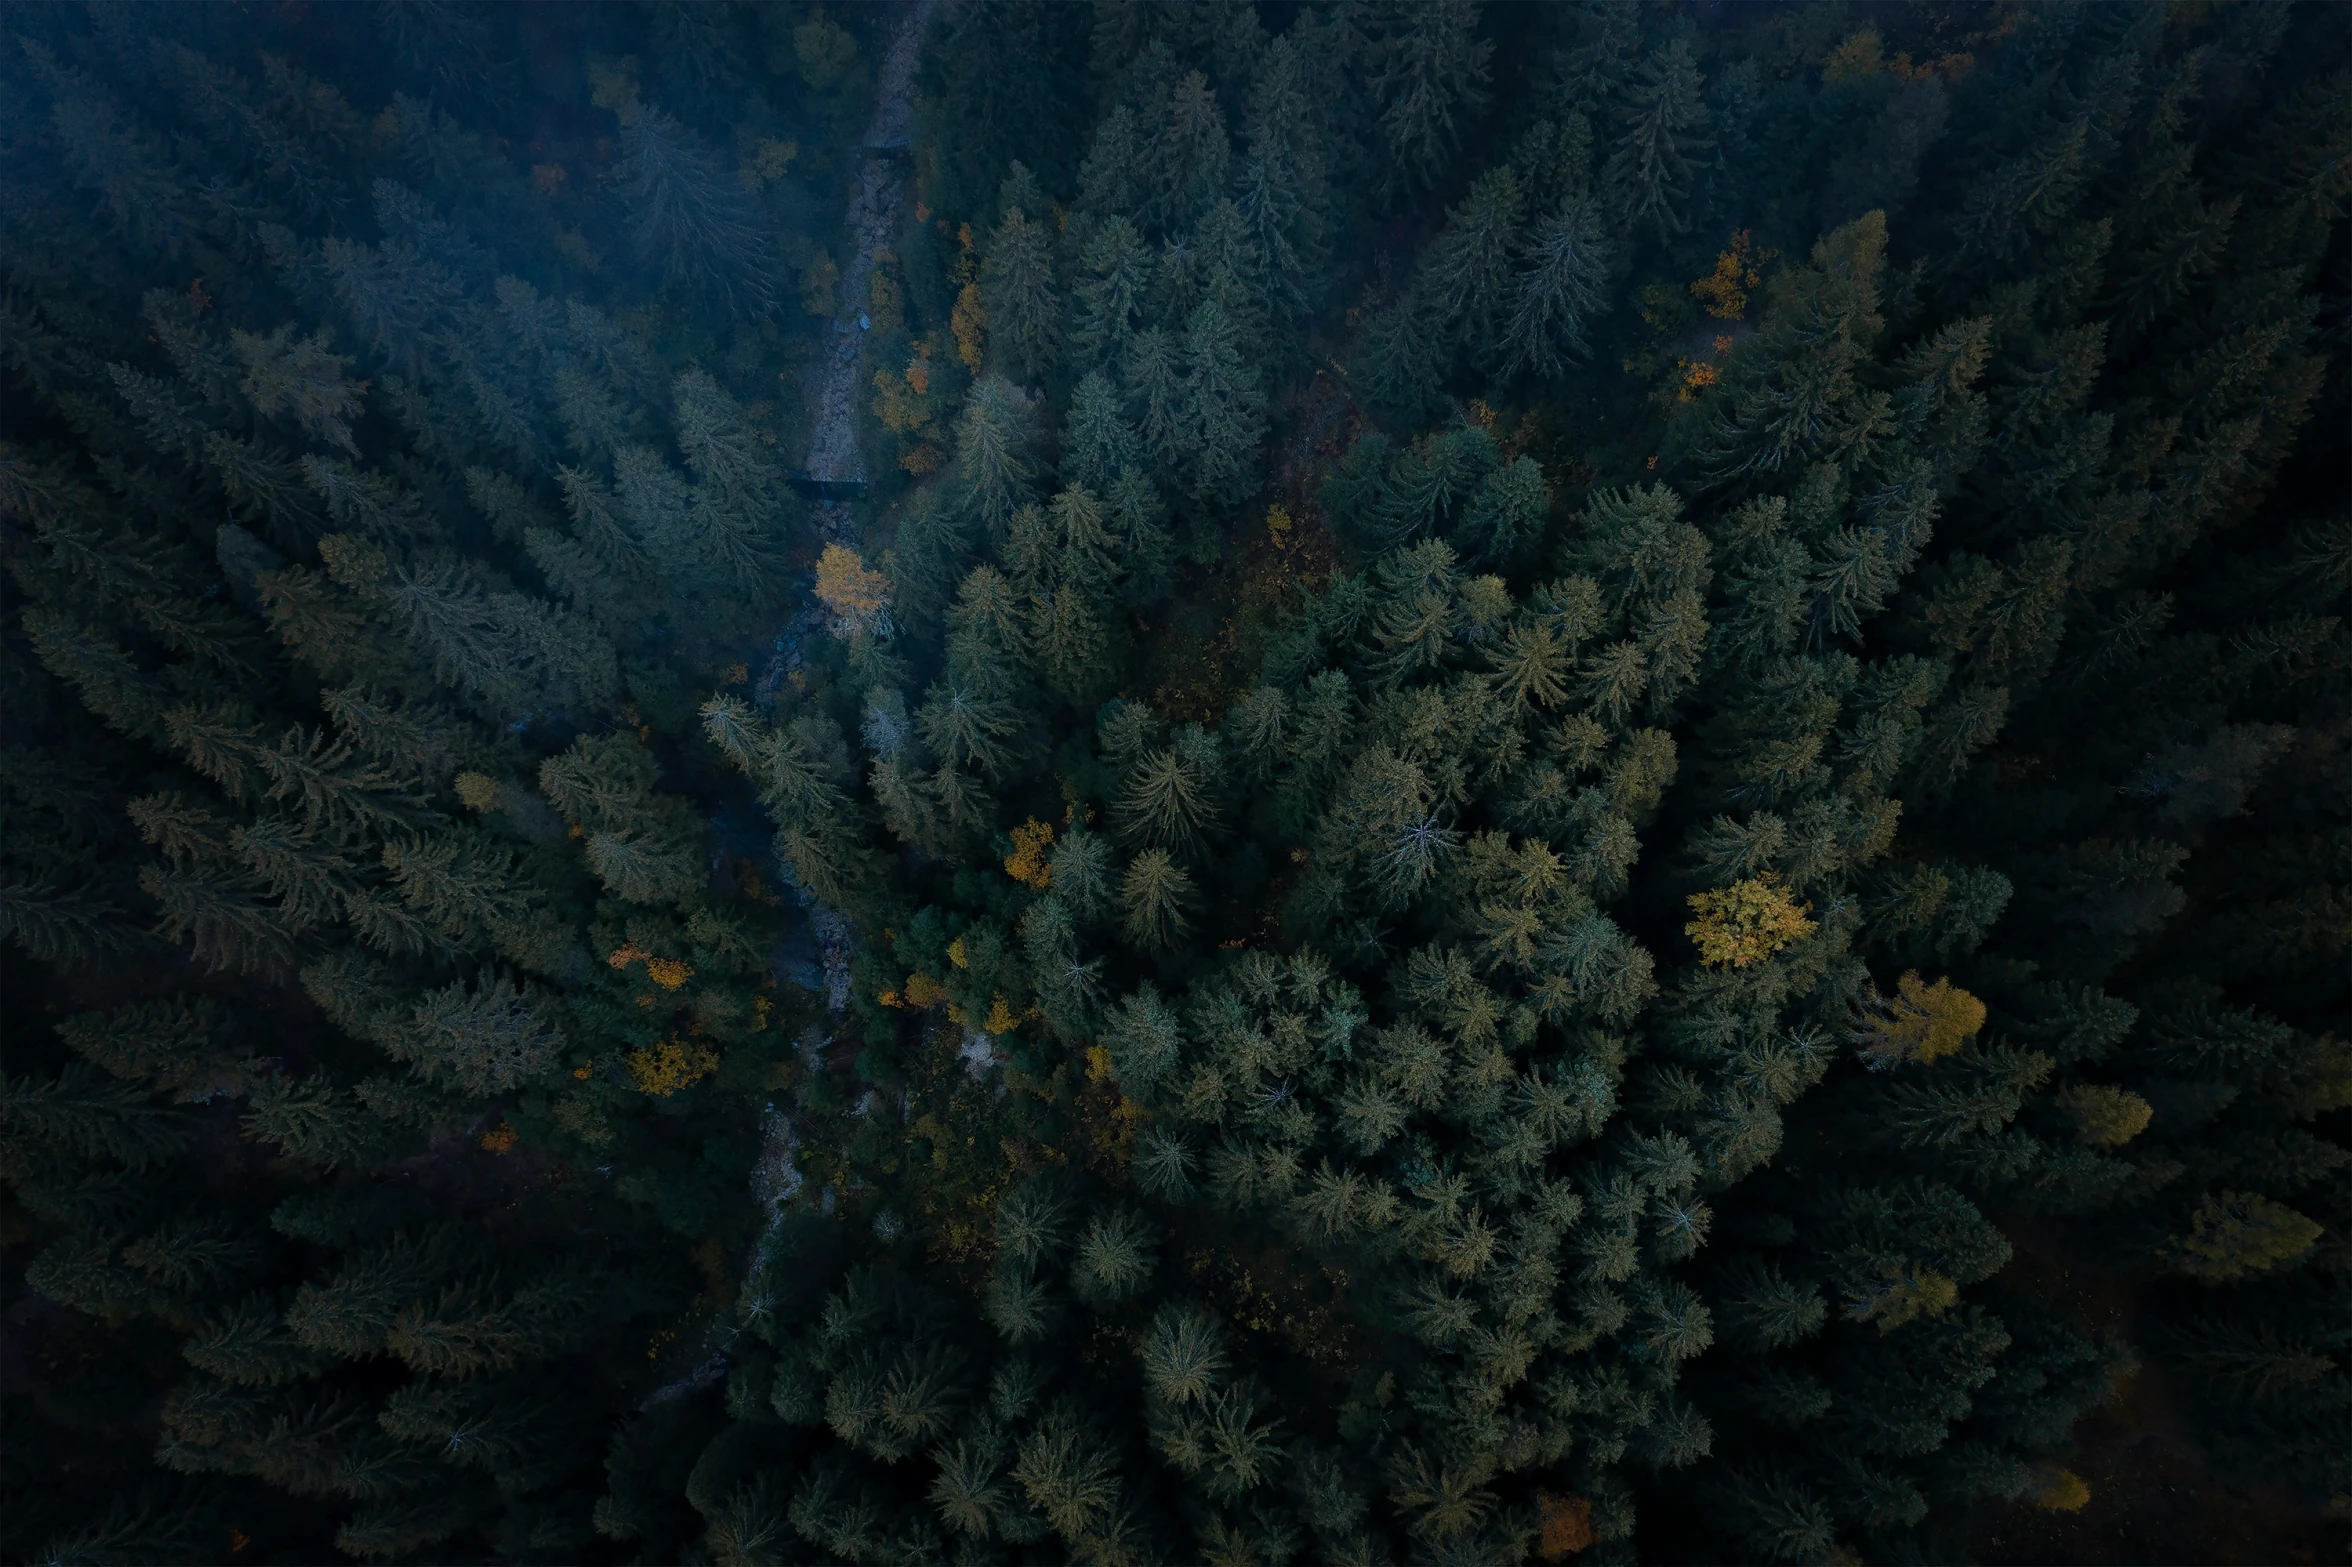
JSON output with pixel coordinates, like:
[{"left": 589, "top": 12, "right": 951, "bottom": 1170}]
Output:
[{"left": 2, "top": 2, "right": 2347, "bottom": 1564}]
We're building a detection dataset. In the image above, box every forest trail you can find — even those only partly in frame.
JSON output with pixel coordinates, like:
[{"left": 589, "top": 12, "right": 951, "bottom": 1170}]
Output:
[
  {"left": 801, "top": 0, "right": 938, "bottom": 529},
  {"left": 666, "top": 1, "right": 938, "bottom": 1397}
]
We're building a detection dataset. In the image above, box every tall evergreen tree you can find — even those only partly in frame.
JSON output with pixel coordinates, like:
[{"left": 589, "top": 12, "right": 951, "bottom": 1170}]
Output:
[{"left": 1602, "top": 35, "right": 1713, "bottom": 240}]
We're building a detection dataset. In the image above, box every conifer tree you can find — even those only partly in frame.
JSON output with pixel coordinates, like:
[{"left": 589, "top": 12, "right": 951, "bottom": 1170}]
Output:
[
  {"left": 1602, "top": 36, "right": 1713, "bottom": 240},
  {"left": 617, "top": 108, "right": 777, "bottom": 320},
  {"left": 944, "top": 377, "right": 1040, "bottom": 540},
  {"left": 1147, "top": 69, "right": 1232, "bottom": 235},
  {"left": 1177, "top": 297, "right": 1268, "bottom": 504},
  {"left": 1423, "top": 166, "right": 1528, "bottom": 367},
  {"left": 1119, "top": 849, "right": 1196, "bottom": 952},
  {"left": 670, "top": 370, "right": 785, "bottom": 596},
  {"left": 1068, "top": 215, "right": 1151, "bottom": 374},
  {"left": 1361, "top": 0, "right": 1494, "bottom": 195},
  {"left": 1501, "top": 199, "right": 1614, "bottom": 382},
  {"left": 981, "top": 196, "right": 1061, "bottom": 386},
  {"left": 1236, "top": 36, "right": 1334, "bottom": 316}
]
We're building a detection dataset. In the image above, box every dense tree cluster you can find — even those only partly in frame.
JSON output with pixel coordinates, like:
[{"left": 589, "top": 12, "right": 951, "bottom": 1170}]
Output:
[
  {"left": 2, "top": 3, "right": 2345, "bottom": 1565},
  {"left": 3, "top": 3, "right": 871, "bottom": 1558}
]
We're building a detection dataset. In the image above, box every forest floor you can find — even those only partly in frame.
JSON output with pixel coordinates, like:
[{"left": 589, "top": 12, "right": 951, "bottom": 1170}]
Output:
[
  {"left": 1966, "top": 1374, "right": 2346, "bottom": 1565},
  {"left": 1960, "top": 1216, "right": 2349, "bottom": 1565},
  {"left": 1131, "top": 369, "right": 1353, "bottom": 726}
]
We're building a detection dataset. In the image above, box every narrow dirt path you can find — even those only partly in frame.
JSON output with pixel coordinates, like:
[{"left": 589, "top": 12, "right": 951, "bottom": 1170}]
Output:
[
  {"left": 803, "top": 0, "right": 939, "bottom": 528},
  {"left": 647, "top": 6, "right": 936, "bottom": 1409},
  {"left": 733, "top": 0, "right": 933, "bottom": 1325}
]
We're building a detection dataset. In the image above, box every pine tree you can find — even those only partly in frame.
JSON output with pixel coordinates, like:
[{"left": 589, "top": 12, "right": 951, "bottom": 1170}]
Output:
[
  {"left": 671, "top": 370, "right": 784, "bottom": 595},
  {"left": 241, "top": 1074, "right": 388, "bottom": 1171},
  {"left": 617, "top": 108, "right": 777, "bottom": 319},
  {"left": 1602, "top": 37, "right": 1713, "bottom": 240},
  {"left": 1453, "top": 457, "right": 1547, "bottom": 570},
  {"left": 1350, "top": 287, "right": 1449, "bottom": 429},
  {"left": 1076, "top": 100, "right": 1146, "bottom": 220},
  {"left": 1114, "top": 728, "right": 1224, "bottom": 854},
  {"left": 139, "top": 861, "right": 301, "bottom": 975},
  {"left": 1120, "top": 849, "right": 1196, "bottom": 952},
  {"left": 0, "top": 876, "right": 144, "bottom": 968},
  {"left": 1067, "top": 221, "right": 1149, "bottom": 383},
  {"left": 231, "top": 324, "right": 368, "bottom": 455},
  {"left": 2, "top": 1061, "right": 192, "bottom": 1171},
  {"left": 1123, "top": 325, "right": 1187, "bottom": 480},
  {"left": 18, "top": 607, "right": 166, "bottom": 737},
  {"left": 24, "top": 42, "right": 197, "bottom": 259},
  {"left": 401, "top": 972, "right": 564, "bottom": 1096},
  {"left": 1146, "top": 70, "right": 1232, "bottom": 234},
  {"left": 321, "top": 536, "right": 619, "bottom": 718},
  {"left": 1694, "top": 212, "right": 1890, "bottom": 483},
  {"left": 944, "top": 378, "right": 1039, "bottom": 538},
  {"left": 1177, "top": 297, "right": 1268, "bottom": 504},
  {"left": 1060, "top": 374, "right": 1142, "bottom": 498},
  {"left": 1501, "top": 199, "right": 1613, "bottom": 382},
  {"left": 1236, "top": 36, "right": 1334, "bottom": 316},
  {"left": 1361, "top": 0, "right": 1494, "bottom": 195},
  {"left": 1422, "top": 166, "right": 1528, "bottom": 367},
  {"left": 1953, "top": 119, "right": 2090, "bottom": 272},
  {"left": 982, "top": 201, "right": 1062, "bottom": 385},
  {"left": 375, "top": 827, "right": 528, "bottom": 946}
]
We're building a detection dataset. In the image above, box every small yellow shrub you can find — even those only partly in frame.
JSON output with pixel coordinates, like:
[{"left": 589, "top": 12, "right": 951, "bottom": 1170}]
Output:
[
  {"left": 1003, "top": 818, "right": 1055, "bottom": 889},
  {"left": 951, "top": 281, "right": 986, "bottom": 371},
  {"left": 2033, "top": 1467, "right": 2091, "bottom": 1513},
  {"left": 2175, "top": 1191, "right": 2323, "bottom": 1281},
  {"left": 608, "top": 945, "right": 692, "bottom": 991},
  {"left": 745, "top": 137, "right": 798, "bottom": 183},
  {"left": 1853, "top": 971, "right": 1987, "bottom": 1067},
  {"left": 1535, "top": 1493, "right": 1595, "bottom": 1560},
  {"left": 814, "top": 544, "right": 891, "bottom": 620},
  {"left": 2058, "top": 1083, "right": 2154, "bottom": 1147},
  {"left": 872, "top": 345, "right": 936, "bottom": 436},
  {"left": 1689, "top": 229, "right": 1766, "bottom": 319},
  {"left": 1685, "top": 875, "right": 1817, "bottom": 967},
  {"left": 627, "top": 1039, "right": 719, "bottom": 1096}
]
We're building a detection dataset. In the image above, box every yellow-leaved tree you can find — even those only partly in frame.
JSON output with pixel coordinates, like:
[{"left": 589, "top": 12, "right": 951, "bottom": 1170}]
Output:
[
  {"left": 814, "top": 544, "right": 892, "bottom": 635},
  {"left": 1684, "top": 874, "right": 1817, "bottom": 967},
  {"left": 1849, "top": 971, "right": 1987, "bottom": 1067}
]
